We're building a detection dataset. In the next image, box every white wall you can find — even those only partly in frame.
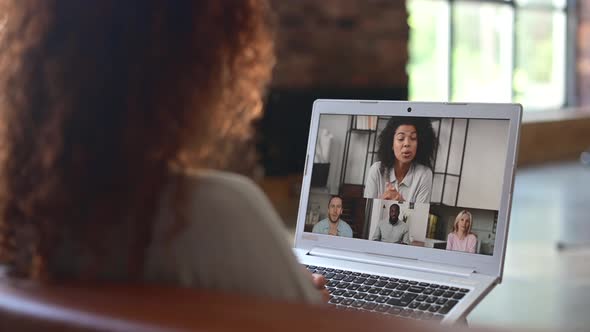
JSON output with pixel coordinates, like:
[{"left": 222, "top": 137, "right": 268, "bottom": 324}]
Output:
[
  {"left": 432, "top": 119, "right": 468, "bottom": 206},
  {"left": 368, "top": 200, "right": 430, "bottom": 242},
  {"left": 457, "top": 119, "right": 509, "bottom": 210},
  {"left": 344, "top": 132, "right": 372, "bottom": 184},
  {"left": 432, "top": 119, "right": 509, "bottom": 210},
  {"left": 315, "top": 115, "right": 349, "bottom": 194}
]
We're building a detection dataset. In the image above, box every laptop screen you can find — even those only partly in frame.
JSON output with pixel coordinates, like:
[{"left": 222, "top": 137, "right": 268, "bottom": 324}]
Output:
[{"left": 303, "top": 114, "right": 510, "bottom": 256}]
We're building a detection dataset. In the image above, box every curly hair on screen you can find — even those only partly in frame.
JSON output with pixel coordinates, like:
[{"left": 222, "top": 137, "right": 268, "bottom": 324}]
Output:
[
  {"left": 376, "top": 117, "right": 437, "bottom": 177},
  {"left": 0, "top": 0, "right": 274, "bottom": 279}
]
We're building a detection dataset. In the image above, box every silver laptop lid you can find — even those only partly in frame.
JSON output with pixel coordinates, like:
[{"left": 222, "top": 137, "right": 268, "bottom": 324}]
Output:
[{"left": 294, "top": 100, "right": 522, "bottom": 279}]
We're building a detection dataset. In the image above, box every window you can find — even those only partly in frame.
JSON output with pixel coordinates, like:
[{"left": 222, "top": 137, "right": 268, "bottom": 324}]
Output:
[{"left": 408, "top": 0, "right": 572, "bottom": 111}]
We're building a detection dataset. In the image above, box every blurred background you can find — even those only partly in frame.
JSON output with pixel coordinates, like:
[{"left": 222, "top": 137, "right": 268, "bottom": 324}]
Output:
[
  {"left": 258, "top": 0, "right": 587, "bottom": 176},
  {"left": 256, "top": 0, "right": 590, "bottom": 330}
]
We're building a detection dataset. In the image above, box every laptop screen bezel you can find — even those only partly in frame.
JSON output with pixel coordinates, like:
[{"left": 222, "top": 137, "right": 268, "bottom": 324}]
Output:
[{"left": 294, "top": 99, "right": 522, "bottom": 279}]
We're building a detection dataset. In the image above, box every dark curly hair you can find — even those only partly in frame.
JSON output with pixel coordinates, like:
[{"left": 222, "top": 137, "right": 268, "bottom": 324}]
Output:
[
  {"left": 377, "top": 117, "right": 437, "bottom": 178},
  {"left": 0, "top": 0, "right": 274, "bottom": 280}
]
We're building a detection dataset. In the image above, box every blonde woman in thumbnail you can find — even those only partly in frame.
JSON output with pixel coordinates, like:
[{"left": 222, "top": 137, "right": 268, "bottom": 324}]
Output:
[{"left": 446, "top": 210, "right": 478, "bottom": 253}]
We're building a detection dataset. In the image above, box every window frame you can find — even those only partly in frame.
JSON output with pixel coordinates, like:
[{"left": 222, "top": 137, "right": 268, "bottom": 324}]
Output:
[{"left": 409, "top": 0, "right": 576, "bottom": 110}]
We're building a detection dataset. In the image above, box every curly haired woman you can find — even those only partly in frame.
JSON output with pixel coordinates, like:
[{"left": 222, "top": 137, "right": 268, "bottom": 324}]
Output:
[
  {"left": 364, "top": 117, "right": 437, "bottom": 203},
  {"left": 0, "top": 0, "right": 325, "bottom": 303}
]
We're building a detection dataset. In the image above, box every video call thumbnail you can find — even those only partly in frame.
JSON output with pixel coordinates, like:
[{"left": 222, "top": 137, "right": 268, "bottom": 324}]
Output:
[{"left": 304, "top": 114, "right": 509, "bottom": 256}]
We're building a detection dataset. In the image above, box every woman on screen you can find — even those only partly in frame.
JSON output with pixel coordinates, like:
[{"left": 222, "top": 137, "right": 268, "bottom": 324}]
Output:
[
  {"left": 446, "top": 210, "right": 478, "bottom": 253},
  {"left": 363, "top": 117, "right": 436, "bottom": 203}
]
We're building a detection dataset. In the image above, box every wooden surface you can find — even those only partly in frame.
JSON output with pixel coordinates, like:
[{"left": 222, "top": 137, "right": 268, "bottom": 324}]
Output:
[
  {"left": 518, "top": 115, "right": 590, "bottom": 166},
  {"left": 0, "top": 281, "right": 463, "bottom": 332}
]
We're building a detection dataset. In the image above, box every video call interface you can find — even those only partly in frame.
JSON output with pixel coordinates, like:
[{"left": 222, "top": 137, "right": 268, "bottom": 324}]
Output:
[{"left": 304, "top": 114, "right": 510, "bottom": 256}]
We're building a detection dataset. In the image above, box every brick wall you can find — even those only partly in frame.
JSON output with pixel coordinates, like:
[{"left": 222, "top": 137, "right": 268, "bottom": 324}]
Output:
[
  {"left": 260, "top": 1, "right": 409, "bottom": 176},
  {"left": 270, "top": 0, "right": 409, "bottom": 88},
  {"left": 578, "top": 0, "right": 590, "bottom": 106}
]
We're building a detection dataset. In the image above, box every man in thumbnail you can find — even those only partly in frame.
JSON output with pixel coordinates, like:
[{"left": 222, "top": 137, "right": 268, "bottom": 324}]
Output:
[
  {"left": 312, "top": 195, "right": 353, "bottom": 237},
  {"left": 372, "top": 203, "right": 409, "bottom": 244}
]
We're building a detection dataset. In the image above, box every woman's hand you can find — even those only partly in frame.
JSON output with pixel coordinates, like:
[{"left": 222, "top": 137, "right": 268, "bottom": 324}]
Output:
[
  {"left": 311, "top": 273, "right": 330, "bottom": 303},
  {"left": 381, "top": 182, "right": 405, "bottom": 201},
  {"left": 303, "top": 266, "right": 330, "bottom": 303}
]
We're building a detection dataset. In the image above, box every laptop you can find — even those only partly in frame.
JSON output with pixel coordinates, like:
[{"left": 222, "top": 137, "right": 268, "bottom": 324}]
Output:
[{"left": 293, "top": 100, "right": 522, "bottom": 324}]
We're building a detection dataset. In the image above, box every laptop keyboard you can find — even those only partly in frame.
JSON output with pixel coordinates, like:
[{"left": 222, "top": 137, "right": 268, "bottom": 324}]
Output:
[{"left": 306, "top": 265, "right": 470, "bottom": 321}]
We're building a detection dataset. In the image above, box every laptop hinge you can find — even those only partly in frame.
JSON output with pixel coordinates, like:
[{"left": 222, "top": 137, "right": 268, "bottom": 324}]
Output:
[{"left": 309, "top": 247, "right": 475, "bottom": 278}]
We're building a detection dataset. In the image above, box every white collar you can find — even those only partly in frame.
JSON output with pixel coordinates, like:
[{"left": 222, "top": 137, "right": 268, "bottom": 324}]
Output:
[{"left": 388, "top": 162, "right": 416, "bottom": 188}]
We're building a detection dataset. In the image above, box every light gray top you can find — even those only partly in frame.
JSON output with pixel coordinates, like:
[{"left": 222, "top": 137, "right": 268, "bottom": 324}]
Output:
[
  {"left": 363, "top": 161, "right": 433, "bottom": 203},
  {"left": 311, "top": 218, "right": 353, "bottom": 238},
  {"left": 371, "top": 219, "right": 410, "bottom": 244},
  {"left": 144, "top": 170, "right": 321, "bottom": 303},
  {"left": 49, "top": 170, "right": 321, "bottom": 304}
]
